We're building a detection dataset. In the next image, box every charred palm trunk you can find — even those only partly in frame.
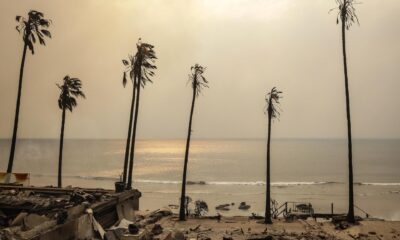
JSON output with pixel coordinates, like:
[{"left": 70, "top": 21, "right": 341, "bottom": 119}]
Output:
[
  {"left": 127, "top": 72, "right": 141, "bottom": 189},
  {"left": 58, "top": 106, "right": 66, "bottom": 188},
  {"left": 179, "top": 84, "right": 197, "bottom": 221},
  {"left": 265, "top": 100, "right": 273, "bottom": 224},
  {"left": 7, "top": 42, "right": 28, "bottom": 174},
  {"left": 341, "top": 12, "right": 355, "bottom": 223},
  {"left": 122, "top": 79, "right": 137, "bottom": 184}
]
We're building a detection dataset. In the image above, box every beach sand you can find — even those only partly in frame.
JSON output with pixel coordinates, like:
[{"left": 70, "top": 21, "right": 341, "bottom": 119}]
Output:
[{"left": 142, "top": 213, "right": 400, "bottom": 240}]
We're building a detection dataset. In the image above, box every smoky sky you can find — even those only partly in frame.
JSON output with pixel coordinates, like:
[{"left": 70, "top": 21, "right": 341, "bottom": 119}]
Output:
[{"left": 0, "top": 0, "right": 399, "bottom": 139}]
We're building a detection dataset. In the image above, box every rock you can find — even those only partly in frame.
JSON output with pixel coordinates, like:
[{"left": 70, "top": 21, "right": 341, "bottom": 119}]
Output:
[
  {"left": 187, "top": 181, "right": 206, "bottom": 185},
  {"left": 151, "top": 224, "right": 163, "bottom": 235},
  {"left": 239, "top": 202, "right": 251, "bottom": 210},
  {"left": 190, "top": 225, "right": 201, "bottom": 232},
  {"left": 368, "top": 231, "right": 376, "bottom": 235},
  {"left": 159, "top": 208, "right": 173, "bottom": 216},
  {"left": 334, "top": 221, "right": 349, "bottom": 230},
  {"left": 197, "top": 232, "right": 211, "bottom": 240},
  {"left": 223, "top": 234, "right": 233, "bottom": 240},
  {"left": 171, "top": 230, "right": 185, "bottom": 240},
  {"left": 216, "top": 204, "right": 231, "bottom": 211},
  {"left": 128, "top": 224, "right": 140, "bottom": 234}
]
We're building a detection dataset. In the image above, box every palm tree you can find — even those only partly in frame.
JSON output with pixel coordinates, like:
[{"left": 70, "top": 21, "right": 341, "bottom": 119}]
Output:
[
  {"left": 179, "top": 64, "right": 208, "bottom": 221},
  {"left": 7, "top": 10, "right": 51, "bottom": 175},
  {"left": 121, "top": 55, "right": 138, "bottom": 186},
  {"left": 126, "top": 39, "right": 157, "bottom": 189},
  {"left": 56, "top": 76, "right": 85, "bottom": 188},
  {"left": 331, "top": 0, "right": 360, "bottom": 223},
  {"left": 264, "top": 87, "right": 282, "bottom": 224}
]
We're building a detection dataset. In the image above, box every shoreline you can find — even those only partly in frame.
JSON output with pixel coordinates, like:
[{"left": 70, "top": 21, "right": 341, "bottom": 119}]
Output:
[{"left": 133, "top": 212, "right": 400, "bottom": 240}]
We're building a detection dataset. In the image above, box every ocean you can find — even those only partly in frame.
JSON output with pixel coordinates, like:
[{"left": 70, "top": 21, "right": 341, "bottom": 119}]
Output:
[{"left": 0, "top": 139, "right": 399, "bottom": 220}]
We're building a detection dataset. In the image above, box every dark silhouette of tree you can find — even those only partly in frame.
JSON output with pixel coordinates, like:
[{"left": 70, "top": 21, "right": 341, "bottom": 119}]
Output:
[
  {"left": 7, "top": 10, "right": 51, "bottom": 175},
  {"left": 56, "top": 76, "right": 85, "bottom": 188},
  {"left": 179, "top": 64, "right": 208, "bottom": 221},
  {"left": 331, "top": 0, "right": 360, "bottom": 223},
  {"left": 121, "top": 55, "right": 138, "bottom": 186},
  {"left": 126, "top": 39, "right": 157, "bottom": 189},
  {"left": 264, "top": 87, "right": 282, "bottom": 224}
]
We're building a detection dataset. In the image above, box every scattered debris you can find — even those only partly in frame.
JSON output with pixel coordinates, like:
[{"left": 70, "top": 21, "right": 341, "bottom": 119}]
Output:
[
  {"left": 151, "top": 223, "right": 163, "bottom": 235},
  {"left": 194, "top": 200, "right": 208, "bottom": 217}
]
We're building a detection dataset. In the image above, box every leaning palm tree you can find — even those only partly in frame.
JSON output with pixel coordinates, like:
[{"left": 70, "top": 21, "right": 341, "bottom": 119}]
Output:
[
  {"left": 179, "top": 64, "right": 208, "bottom": 221},
  {"left": 121, "top": 55, "right": 138, "bottom": 186},
  {"left": 56, "top": 76, "right": 85, "bottom": 188},
  {"left": 126, "top": 39, "right": 157, "bottom": 189},
  {"left": 7, "top": 10, "right": 51, "bottom": 175},
  {"left": 331, "top": 0, "right": 360, "bottom": 223},
  {"left": 264, "top": 87, "right": 282, "bottom": 224}
]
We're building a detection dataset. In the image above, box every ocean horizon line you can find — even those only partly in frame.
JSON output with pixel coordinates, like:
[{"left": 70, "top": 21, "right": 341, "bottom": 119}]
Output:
[{"left": 1, "top": 137, "right": 399, "bottom": 141}]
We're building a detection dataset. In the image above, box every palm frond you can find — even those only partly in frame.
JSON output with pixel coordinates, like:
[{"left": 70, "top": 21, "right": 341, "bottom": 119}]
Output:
[
  {"left": 121, "top": 57, "right": 135, "bottom": 88},
  {"left": 122, "top": 72, "right": 128, "bottom": 87},
  {"left": 265, "top": 87, "right": 283, "bottom": 120},
  {"left": 40, "top": 29, "right": 51, "bottom": 38},
  {"left": 331, "top": 0, "right": 360, "bottom": 30},
  {"left": 134, "top": 38, "right": 157, "bottom": 88},
  {"left": 121, "top": 39, "right": 157, "bottom": 90},
  {"left": 188, "top": 64, "right": 208, "bottom": 97},
  {"left": 16, "top": 10, "right": 51, "bottom": 54},
  {"left": 57, "top": 75, "right": 85, "bottom": 112}
]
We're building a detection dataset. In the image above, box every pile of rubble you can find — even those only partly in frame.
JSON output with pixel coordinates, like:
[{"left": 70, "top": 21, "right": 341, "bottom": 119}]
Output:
[
  {"left": 104, "top": 208, "right": 173, "bottom": 240},
  {"left": 0, "top": 187, "right": 113, "bottom": 239}
]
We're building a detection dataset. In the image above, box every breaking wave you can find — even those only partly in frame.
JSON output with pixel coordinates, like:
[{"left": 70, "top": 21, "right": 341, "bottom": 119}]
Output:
[
  {"left": 134, "top": 180, "right": 338, "bottom": 186},
  {"left": 31, "top": 174, "right": 400, "bottom": 187},
  {"left": 356, "top": 182, "right": 400, "bottom": 186},
  {"left": 31, "top": 174, "right": 338, "bottom": 186}
]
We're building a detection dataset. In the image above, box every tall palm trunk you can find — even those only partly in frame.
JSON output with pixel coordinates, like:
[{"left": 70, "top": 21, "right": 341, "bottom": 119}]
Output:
[
  {"left": 265, "top": 101, "right": 273, "bottom": 224},
  {"left": 58, "top": 106, "right": 66, "bottom": 188},
  {"left": 7, "top": 42, "right": 28, "bottom": 174},
  {"left": 127, "top": 73, "right": 141, "bottom": 189},
  {"left": 179, "top": 85, "right": 197, "bottom": 221},
  {"left": 122, "top": 80, "right": 137, "bottom": 184},
  {"left": 341, "top": 14, "right": 355, "bottom": 223}
]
